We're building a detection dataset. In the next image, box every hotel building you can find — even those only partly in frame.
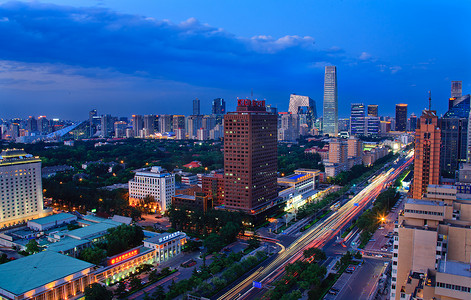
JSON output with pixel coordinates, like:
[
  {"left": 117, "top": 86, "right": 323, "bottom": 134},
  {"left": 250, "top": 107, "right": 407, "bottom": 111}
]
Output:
[
  {"left": 129, "top": 166, "right": 175, "bottom": 212},
  {"left": 0, "top": 149, "right": 47, "bottom": 228}
]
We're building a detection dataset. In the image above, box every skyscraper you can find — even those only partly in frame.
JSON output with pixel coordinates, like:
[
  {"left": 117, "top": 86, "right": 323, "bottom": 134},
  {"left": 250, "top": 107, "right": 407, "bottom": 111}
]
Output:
[
  {"left": 224, "top": 99, "right": 277, "bottom": 213},
  {"left": 451, "top": 81, "right": 462, "bottom": 98},
  {"left": 395, "top": 104, "right": 408, "bottom": 131},
  {"left": 323, "top": 66, "right": 338, "bottom": 136},
  {"left": 193, "top": 98, "right": 200, "bottom": 116},
  {"left": 288, "top": 94, "right": 317, "bottom": 132},
  {"left": 211, "top": 98, "right": 226, "bottom": 115},
  {"left": 132, "top": 115, "right": 143, "bottom": 137},
  {"left": 143, "top": 115, "right": 156, "bottom": 136},
  {"left": 159, "top": 115, "right": 173, "bottom": 134},
  {"left": 412, "top": 109, "right": 441, "bottom": 199},
  {"left": 408, "top": 113, "right": 418, "bottom": 131},
  {"left": 350, "top": 103, "right": 365, "bottom": 136},
  {"left": 0, "top": 149, "right": 45, "bottom": 228},
  {"left": 172, "top": 115, "right": 185, "bottom": 132},
  {"left": 367, "top": 104, "right": 378, "bottom": 117},
  {"left": 365, "top": 116, "right": 380, "bottom": 136}
]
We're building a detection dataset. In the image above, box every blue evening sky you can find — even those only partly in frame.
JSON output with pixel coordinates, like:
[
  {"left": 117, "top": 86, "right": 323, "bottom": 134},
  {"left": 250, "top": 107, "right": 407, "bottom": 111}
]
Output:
[{"left": 0, "top": 0, "right": 469, "bottom": 120}]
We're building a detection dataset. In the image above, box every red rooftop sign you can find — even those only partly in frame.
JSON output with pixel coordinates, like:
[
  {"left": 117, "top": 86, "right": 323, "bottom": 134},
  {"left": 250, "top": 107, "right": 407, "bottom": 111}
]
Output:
[
  {"left": 109, "top": 249, "right": 139, "bottom": 265},
  {"left": 237, "top": 99, "right": 265, "bottom": 108}
]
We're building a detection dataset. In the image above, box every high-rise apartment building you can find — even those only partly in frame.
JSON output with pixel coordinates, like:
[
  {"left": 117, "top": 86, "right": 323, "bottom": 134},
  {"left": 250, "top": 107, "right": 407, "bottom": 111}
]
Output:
[
  {"left": 89, "top": 109, "right": 97, "bottom": 136},
  {"left": 367, "top": 105, "right": 379, "bottom": 117},
  {"left": 395, "top": 104, "right": 408, "bottom": 131},
  {"left": 412, "top": 109, "right": 441, "bottom": 199},
  {"left": 223, "top": 99, "right": 277, "bottom": 213},
  {"left": 128, "top": 166, "right": 175, "bottom": 212},
  {"left": 26, "top": 116, "right": 38, "bottom": 134},
  {"left": 132, "top": 115, "right": 144, "bottom": 137},
  {"left": 186, "top": 115, "right": 202, "bottom": 139},
  {"left": 159, "top": 115, "right": 173, "bottom": 134},
  {"left": 172, "top": 115, "right": 185, "bottom": 132},
  {"left": 323, "top": 66, "right": 338, "bottom": 136},
  {"left": 212, "top": 98, "right": 226, "bottom": 115},
  {"left": 100, "top": 114, "right": 115, "bottom": 138},
  {"left": 37, "top": 116, "right": 49, "bottom": 135},
  {"left": 350, "top": 103, "right": 365, "bottom": 136},
  {"left": 347, "top": 136, "right": 363, "bottom": 158},
  {"left": 143, "top": 115, "right": 156, "bottom": 136},
  {"left": 391, "top": 184, "right": 471, "bottom": 300},
  {"left": 451, "top": 81, "right": 462, "bottom": 98},
  {"left": 329, "top": 138, "right": 348, "bottom": 164},
  {"left": 114, "top": 121, "right": 127, "bottom": 138},
  {"left": 193, "top": 98, "right": 200, "bottom": 116},
  {"left": 278, "top": 112, "right": 299, "bottom": 142},
  {"left": 0, "top": 149, "right": 45, "bottom": 228}
]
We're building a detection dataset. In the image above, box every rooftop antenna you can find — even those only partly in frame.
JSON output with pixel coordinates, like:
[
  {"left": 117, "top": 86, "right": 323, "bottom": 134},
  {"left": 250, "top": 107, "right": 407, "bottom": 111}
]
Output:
[{"left": 428, "top": 90, "right": 432, "bottom": 111}]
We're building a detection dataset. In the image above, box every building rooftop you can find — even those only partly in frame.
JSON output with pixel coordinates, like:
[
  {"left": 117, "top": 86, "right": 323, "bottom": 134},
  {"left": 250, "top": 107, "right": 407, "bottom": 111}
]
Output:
[
  {"left": 144, "top": 231, "right": 185, "bottom": 245},
  {"left": 438, "top": 259, "right": 471, "bottom": 278},
  {"left": 174, "top": 194, "right": 196, "bottom": 200},
  {"left": 406, "top": 198, "right": 444, "bottom": 206},
  {"left": 0, "top": 251, "right": 93, "bottom": 296},
  {"left": 67, "top": 222, "right": 118, "bottom": 240},
  {"left": 28, "top": 213, "right": 76, "bottom": 226},
  {"left": 46, "top": 237, "right": 90, "bottom": 253}
]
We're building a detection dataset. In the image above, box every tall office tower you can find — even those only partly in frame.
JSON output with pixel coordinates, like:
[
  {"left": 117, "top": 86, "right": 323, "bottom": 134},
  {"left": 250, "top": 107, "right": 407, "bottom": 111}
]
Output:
[
  {"left": 212, "top": 98, "right": 226, "bottom": 115},
  {"left": 288, "top": 94, "right": 317, "bottom": 132},
  {"left": 128, "top": 166, "right": 175, "bottom": 212},
  {"left": 391, "top": 185, "right": 471, "bottom": 300},
  {"left": 278, "top": 112, "right": 300, "bottom": 142},
  {"left": 347, "top": 136, "right": 363, "bottom": 158},
  {"left": 114, "top": 121, "right": 127, "bottom": 138},
  {"left": 350, "top": 103, "right": 365, "bottom": 136},
  {"left": 323, "top": 66, "right": 338, "bottom": 136},
  {"left": 89, "top": 109, "right": 97, "bottom": 136},
  {"left": 412, "top": 109, "right": 441, "bottom": 199},
  {"left": 451, "top": 81, "right": 462, "bottom": 98},
  {"left": 395, "top": 104, "right": 408, "bottom": 131},
  {"left": 408, "top": 113, "right": 418, "bottom": 131},
  {"left": 439, "top": 95, "right": 469, "bottom": 175},
  {"left": 26, "top": 116, "right": 38, "bottom": 134},
  {"left": 365, "top": 116, "right": 380, "bottom": 136},
  {"left": 37, "top": 116, "right": 49, "bottom": 135},
  {"left": 143, "top": 115, "right": 156, "bottom": 136},
  {"left": 159, "top": 115, "right": 173, "bottom": 134},
  {"left": 338, "top": 118, "right": 350, "bottom": 132},
  {"left": 0, "top": 149, "right": 45, "bottom": 228},
  {"left": 328, "top": 138, "right": 348, "bottom": 164},
  {"left": 224, "top": 99, "right": 277, "bottom": 213},
  {"left": 193, "top": 98, "right": 201, "bottom": 116},
  {"left": 172, "top": 115, "right": 186, "bottom": 132},
  {"left": 100, "top": 114, "right": 114, "bottom": 138},
  {"left": 132, "top": 115, "right": 143, "bottom": 137},
  {"left": 9, "top": 123, "right": 19, "bottom": 139},
  {"left": 367, "top": 104, "right": 378, "bottom": 117}
]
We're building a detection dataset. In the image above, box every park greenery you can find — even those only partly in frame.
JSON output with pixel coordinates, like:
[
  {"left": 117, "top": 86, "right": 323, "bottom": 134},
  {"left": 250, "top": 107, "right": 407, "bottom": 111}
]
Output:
[
  {"left": 168, "top": 207, "right": 244, "bottom": 253},
  {"left": 266, "top": 247, "right": 327, "bottom": 300},
  {"left": 355, "top": 187, "right": 399, "bottom": 247},
  {"left": 79, "top": 224, "right": 145, "bottom": 264}
]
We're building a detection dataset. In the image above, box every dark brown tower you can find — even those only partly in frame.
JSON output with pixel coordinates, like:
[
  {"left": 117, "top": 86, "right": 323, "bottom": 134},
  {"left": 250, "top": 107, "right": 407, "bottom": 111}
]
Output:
[{"left": 223, "top": 99, "right": 277, "bottom": 213}]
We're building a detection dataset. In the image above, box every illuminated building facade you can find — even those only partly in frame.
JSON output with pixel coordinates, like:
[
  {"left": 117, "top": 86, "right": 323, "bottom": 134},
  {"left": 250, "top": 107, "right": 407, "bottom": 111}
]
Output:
[
  {"left": 128, "top": 166, "right": 175, "bottom": 212},
  {"left": 224, "top": 99, "right": 278, "bottom": 213},
  {"left": 323, "top": 66, "right": 338, "bottom": 136},
  {"left": 350, "top": 103, "right": 365, "bottom": 136},
  {"left": 143, "top": 231, "right": 186, "bottom": 264},
  {"left": 0, "top": 149, "right": 46, "bottom": 228},
  {"left": 412, "top": 110, "right": 441, "bottom": 199}
]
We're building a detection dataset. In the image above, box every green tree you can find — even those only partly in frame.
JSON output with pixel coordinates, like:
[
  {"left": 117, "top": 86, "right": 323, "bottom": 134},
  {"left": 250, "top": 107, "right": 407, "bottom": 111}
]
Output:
[
  {"left": 152, "top": 285, "right": 166, "bottom": 300},
  {"left": 247, "top": 236, "right": 261, "bottom": 249},
  {"left": 26, "top": 239, "right": 40, "bottom": 254},
  {"left": 303, "top": 247, "right": 326, "bottom": 262},
  {"left": 84, "top": 283, "right": 113, "bottom": 300},
  {"left": 79, "top": 247, "right": 106, "bottom": 265}
]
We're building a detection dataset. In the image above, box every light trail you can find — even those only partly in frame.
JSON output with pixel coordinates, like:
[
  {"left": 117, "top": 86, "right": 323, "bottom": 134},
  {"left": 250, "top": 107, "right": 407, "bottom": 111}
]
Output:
[{"left": 217, "top": 154, "right": 413, "bottom": 300}]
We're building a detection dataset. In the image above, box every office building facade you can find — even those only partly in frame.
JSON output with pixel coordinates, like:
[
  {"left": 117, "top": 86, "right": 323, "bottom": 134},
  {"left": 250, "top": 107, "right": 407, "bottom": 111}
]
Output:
[
  {"left": 223, "top": 99, "right": 277, "bottom": 212},
  {"left": 350, "top": 103, "right": 366, "bottom": 136},
  {"left": 212, "top": 98, "right": 226, "bottom": 115},
  {"left": 412, "top": 109, "right": 441, "bottom": 199},
  {"left": 193, "top": 98, "right": 200, "bottom": 116},
  {"left": 367, "top": 104, "right": 378, "bottom": 117},
  {"left": 451, "top": 81, "right": 462, "bottom": 98},
  {"left": 323, "top": 66, "right": 338, "bottom": 136},
  {"left": 395, "top": 104, "right": 408, "bottom": 131}
]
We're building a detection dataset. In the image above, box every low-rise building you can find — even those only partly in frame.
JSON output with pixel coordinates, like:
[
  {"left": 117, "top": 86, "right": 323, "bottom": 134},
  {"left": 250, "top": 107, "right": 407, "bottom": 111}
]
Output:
[
  {"left": 27, "top": 213, "right": 77, "bottom": 231},
  {"left": 143, "top": 231, "right": 186, "bottom": 263},
  {"left": 172, "top": 193, "right": 212, "bottom": 212}
]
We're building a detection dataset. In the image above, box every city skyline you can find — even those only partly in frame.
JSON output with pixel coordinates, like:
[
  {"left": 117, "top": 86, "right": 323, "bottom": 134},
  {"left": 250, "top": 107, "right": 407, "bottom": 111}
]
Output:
[{"left": 0, "top": 1, "right": 469, "bottom": 119}]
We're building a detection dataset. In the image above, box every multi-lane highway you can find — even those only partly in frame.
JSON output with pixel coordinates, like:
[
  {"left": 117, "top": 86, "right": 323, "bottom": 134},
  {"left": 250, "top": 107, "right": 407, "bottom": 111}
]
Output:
[{"left": 217, "top": 152, "right": 413, "bottom": 300}]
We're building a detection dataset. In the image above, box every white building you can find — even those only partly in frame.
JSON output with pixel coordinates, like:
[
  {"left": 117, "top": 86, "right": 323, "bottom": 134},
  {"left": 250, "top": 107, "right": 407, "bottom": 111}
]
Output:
[
  {"left": 128, "top": 166, "right": 175, "bottom": 212},
  {"left": 0, "top": 149, "right": 47, "bottom": 228},
  {"left": 143, "top": 231, "right": 186, "bottom": 263}
]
